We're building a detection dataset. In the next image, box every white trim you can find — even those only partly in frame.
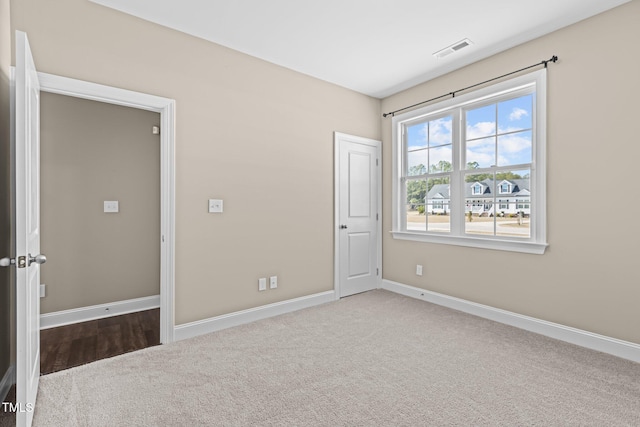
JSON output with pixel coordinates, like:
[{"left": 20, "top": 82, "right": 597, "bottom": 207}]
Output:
[
  {"left": 334, "top": 132, "right": 383, "bottom": 299},
  {"left": 37, "top": 73, "right": 171, "bottom": 112},
  {"left": 381, "top": 279, "right": 640, "bottom": 363},
  {"left": 36, "top": 72, "right": 176, "bottom": 344},
  {"left": 391, "top": 231, "right": 548, "bottom": 254},
  {"left": 0, "top": 365, "right": 15, "bottom": 402},
  {"left": 39, "top": 295, "right": 160, "bottom": 330},
  {"left": 174, "top": 291, "right": 335, "bottom": 341}
]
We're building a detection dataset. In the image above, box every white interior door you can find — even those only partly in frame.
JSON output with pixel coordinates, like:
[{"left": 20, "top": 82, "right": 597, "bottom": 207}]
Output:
[
  {"left": 335, "top": 132, "right": 381, "bottom": 298},
  {"left": 14, "top": 30, "right": 43, "bottom": 427}
]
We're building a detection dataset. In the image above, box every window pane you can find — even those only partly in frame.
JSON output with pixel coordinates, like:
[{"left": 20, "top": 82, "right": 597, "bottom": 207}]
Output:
[
  {"left": 407, "top": 150, "right": 427, "bottom": 176},
  {"left": 406, "top": 204, "right": 427, "bottom": 232},
  {"left": 406, "top": 179, "right": 426, "bottom": 231},
  {"left": 466, "top": 104, "right": 495, "bottom": 139},
  {"left": 495, "top": 170, "right": 530, "bottom": 238},
  {"left": 464, "top": 172, "right": 494, "bottom": 236},
  {"left": 428, "top": 116, "right": 452, "bottom": 147},
  {"left": 496, "top": 201, "right": 530, "bottom": 238},
  {"left": 466, "top": 136, "right": 495, "bottom": 168},
  {"left": 498, "top": 94, "right": 532, "bottom": 133},
  {"left": 497, "top": 131, "right": 532, "bottom": 167},
  {"left": 427, "top": 177, "right": 450, "bottom": 232},
  {"left": 407, "top": 122, "right": 428, "bottom": 150},
  {"left": 463, "top": 170, "right": 531, "bottom": 238},
  {"left": 428, "top": 145, "right": 452, "bottom": 173}
]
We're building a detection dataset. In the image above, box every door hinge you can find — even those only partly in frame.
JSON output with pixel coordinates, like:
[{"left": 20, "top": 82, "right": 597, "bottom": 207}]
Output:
[
  {"left": 376, "top": 158, "right": 379, "bottom": 166},
  {"left": 376, "top": 268, "right": 379, "bottom": 276},
  {"left": 376, "top": 213, "right": 379, "bottom": 221}
]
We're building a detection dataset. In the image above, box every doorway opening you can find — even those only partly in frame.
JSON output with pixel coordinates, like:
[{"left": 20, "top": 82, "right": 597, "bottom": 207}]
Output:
[
  {"left": 38, "top": 91, "right": 162, "bottom": 370},
  {"left": 38, "top": 72, "right": 176, "bottom": 345}
]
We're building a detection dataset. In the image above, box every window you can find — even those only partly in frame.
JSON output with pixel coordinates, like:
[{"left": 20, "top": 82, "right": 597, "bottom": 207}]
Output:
[
  {"left": 392, "top": 70, "right": 547, "bottom": 254},
  {"left": 499, "top": 182, "right": 511, "bottom": 194},
  {"left": 517, "top": 200, "right": 530, "bottom": 210}
]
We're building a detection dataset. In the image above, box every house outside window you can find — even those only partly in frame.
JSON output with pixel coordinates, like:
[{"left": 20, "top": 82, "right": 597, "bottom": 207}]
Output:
[{"left": 392, "top": 70, "right": 548, "bottom": 254}]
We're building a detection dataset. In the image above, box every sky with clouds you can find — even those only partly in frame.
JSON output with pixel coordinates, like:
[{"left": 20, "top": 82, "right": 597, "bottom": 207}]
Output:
[{"left": 407, "top": 94, "right": 533, "bottom": 174}]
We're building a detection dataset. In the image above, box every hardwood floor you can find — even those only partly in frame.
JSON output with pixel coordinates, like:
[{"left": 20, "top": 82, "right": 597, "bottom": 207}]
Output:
[{"left": 40, "top": 308, "right": 160, "bottom": 375}]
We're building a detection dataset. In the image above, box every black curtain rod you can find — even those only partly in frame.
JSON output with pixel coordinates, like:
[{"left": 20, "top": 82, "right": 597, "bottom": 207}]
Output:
[{"left": 382, "top": 55, "right": 558, "bottom": 118}]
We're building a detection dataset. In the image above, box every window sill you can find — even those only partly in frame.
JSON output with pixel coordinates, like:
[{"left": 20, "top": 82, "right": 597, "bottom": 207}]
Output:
[{"left": 391, "top": 231, "right": 548, "bottom": 255}]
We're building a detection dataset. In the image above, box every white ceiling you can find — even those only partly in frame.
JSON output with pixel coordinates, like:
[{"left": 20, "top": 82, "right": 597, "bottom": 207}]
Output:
[{"left": 90, "top": 0, "right": 629, "bottom": 98}]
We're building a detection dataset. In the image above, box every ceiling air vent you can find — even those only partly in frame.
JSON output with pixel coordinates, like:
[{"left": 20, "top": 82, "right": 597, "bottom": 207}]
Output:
[{"left": 433, "top": 38, "right": 473, "bottom": 59}]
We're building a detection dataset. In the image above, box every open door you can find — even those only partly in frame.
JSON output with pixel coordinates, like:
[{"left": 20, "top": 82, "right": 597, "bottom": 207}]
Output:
[{"left": 14, "top": 30, "right": 44, "bottom": 427}]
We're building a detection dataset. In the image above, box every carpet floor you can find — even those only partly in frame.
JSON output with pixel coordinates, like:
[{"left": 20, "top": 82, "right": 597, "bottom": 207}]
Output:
[{"left": 33, "top": 290, "right": 640, "bottom": 426}]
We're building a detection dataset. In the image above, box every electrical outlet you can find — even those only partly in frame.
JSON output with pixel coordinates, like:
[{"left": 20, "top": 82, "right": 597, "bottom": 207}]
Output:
[
  {"left": 270, "top": 276, "right": 278, "bottom": 289},
  {"left": 208, "top": 199, "right": 223, "bottom": 213},
  {"left": 416, "top": 265, "right": 423, "bottom": 276},
  {"left": 258, "top": 278, "right": 267, "bottom": 291}
]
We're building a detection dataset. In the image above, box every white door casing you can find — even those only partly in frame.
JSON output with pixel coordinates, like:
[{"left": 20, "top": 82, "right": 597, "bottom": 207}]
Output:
[
  {"left": 35, "top": 72, "right": 176, "bottom": 345},
  {"left": 334, "top": 132, "right": 381, "bottom": 298},
  {"left": 14, "top": 31, "right": 41, "bottom": 427}
]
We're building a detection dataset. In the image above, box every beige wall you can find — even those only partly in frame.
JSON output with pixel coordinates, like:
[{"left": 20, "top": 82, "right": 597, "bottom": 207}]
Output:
[
  {"left": 381, "top": 1, "right": 640, "bottom": 344},
  {"left": 0, "top": 0, "right": 13, "bottom": 382},
  {"left": 40, "top": 93, "right": 161, "bottom": 313},
  {"left": 11, "top": 0, "right": 381, "bottom": 325}
]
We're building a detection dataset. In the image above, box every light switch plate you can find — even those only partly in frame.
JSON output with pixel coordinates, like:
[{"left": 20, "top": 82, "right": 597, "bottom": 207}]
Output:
[
  {"left": 258, "top": 278, "right": 267, "bottom": 291},
  {"left": 270, "top": 276, "right": 278, "bottom": 289},
  {"left": 208, "top": 199, "right": 223, "bottom": 213},
  {"left": 104, "top": 201, "right": 119, "bottom": 213}
]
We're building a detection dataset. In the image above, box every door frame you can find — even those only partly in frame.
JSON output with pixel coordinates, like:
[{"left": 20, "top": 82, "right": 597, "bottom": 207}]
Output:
[
  {"left": 37, "top": 72, "right": 176, "bottom": 344},
  {"left": 333, "top": 132, "right": 382, "bottom": 299}
]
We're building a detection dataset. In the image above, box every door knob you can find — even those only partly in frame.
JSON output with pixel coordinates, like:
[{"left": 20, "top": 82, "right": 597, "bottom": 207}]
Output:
[
  {"left": 28, "top": 254, "right": 47, "bottom": 266},
  {"left": 340, "top": 225, "right": 348, "bottom": 229}
]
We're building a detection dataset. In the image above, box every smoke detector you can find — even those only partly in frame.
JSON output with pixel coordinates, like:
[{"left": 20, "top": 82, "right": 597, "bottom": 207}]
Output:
[{"left": 433, "top": 38, "right": 473, "bottom": 59}]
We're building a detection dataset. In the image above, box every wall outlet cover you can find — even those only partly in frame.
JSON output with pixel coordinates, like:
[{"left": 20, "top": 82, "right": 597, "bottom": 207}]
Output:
[
  {"left": 104, "top": 201, "right": 119, "bottom": 213},
  {"left": 208, "top": 199, "right": 223, "bottom": 213}
]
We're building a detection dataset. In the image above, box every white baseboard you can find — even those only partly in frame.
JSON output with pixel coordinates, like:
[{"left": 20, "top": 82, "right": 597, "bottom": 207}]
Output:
[
  {"left": 175, "top": 291, "right": 335, "bottom": 341},
  {"left": 381, "top": 279, "right": 640, "bottom": 363},
  {"left": 0, "top": 365, "right": 14, "bottom": 402},
  {"left": 40, "top": 295, "right": 161, "bottom": 330}
]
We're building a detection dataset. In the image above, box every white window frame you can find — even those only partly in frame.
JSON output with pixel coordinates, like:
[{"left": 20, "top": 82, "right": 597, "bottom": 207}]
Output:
[{"left": 391, "top": 70, "right": 548, "bottom": 254}]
